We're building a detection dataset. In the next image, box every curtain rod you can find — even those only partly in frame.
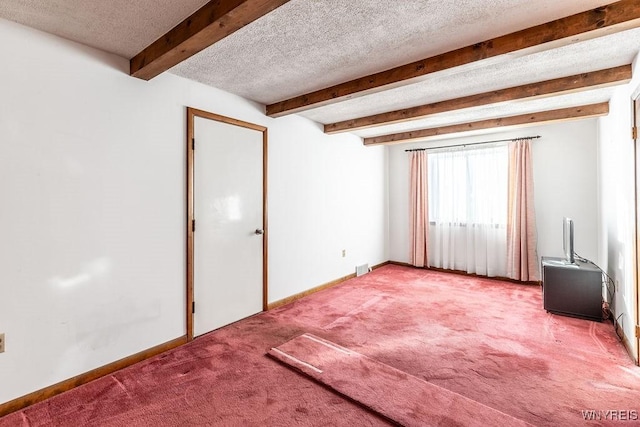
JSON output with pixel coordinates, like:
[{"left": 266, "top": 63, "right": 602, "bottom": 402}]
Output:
[{"left": 404, "top": 135, "right": 541, "bottom": 152}]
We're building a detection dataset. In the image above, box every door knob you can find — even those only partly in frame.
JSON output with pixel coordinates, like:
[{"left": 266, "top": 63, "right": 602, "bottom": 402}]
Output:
[{"left": 255, "top": 229, "right": 265, "bottom": 235}]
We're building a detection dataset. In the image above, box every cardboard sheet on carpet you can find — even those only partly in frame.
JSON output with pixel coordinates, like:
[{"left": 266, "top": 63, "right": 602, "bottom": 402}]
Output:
[{"left": 268, "top": 333, "right": 531, "bottom": 427}]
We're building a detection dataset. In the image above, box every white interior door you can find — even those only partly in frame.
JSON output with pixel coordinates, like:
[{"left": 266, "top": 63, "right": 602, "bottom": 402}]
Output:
[{"left": 193, "top": 115, "right": 264, "bottom": 337}]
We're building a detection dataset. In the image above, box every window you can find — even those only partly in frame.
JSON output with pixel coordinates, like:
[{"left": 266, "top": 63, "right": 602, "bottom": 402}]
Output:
[
  {"left": 428, "top": 145, "right": 508, "bottom": 226},
  {"left": 427, "top": 145, "right": 508, "bottom": 276}
]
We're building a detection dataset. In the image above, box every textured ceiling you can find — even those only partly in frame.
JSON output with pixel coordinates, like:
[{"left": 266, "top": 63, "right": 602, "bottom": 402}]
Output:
[
  {"left": 0, "top": 0, "right": 209, "bottom": 58},
  {"left": 1, "top": 0, "right": 638, "bottom": 143},
  {"left": 301, "top": 28, "right": 640, "bottom": 125},
  {"left": 300, "top": 29, "right": 640, "bottom": 130},
  {"left": 170, "top": 0, "right": 612, "bottom": 103},
  {"left": 352, "top": 87, "right": 615, "bottom": 138}
]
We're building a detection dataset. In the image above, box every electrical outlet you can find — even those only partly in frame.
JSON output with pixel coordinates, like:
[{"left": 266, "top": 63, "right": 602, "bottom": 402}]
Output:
[
  {"left": 342, "top": 249, "right": 346, "bottom": 258},
  {"left": 0, "top": 333, "right": 4, "bottom": 353}
]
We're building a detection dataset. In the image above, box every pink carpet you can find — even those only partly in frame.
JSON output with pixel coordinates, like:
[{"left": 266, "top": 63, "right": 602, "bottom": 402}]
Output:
[
  {"left": 269, "top": 333, "right": 532, "bottom": 426},
  {"left": 1, "top": 265, "right": 639, "bottom": 426}
]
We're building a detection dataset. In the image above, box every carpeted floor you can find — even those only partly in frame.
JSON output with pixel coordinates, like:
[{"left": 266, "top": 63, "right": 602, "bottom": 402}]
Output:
[
  {"left": 2, "top": 265, "right": 639, "bottom": 426},
  {"left": 268, "top": 333, "right": 532, "bottom": 426}
]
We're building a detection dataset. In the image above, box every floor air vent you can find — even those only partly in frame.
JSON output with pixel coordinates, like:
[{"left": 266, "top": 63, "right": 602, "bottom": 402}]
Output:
[{"left": 356, "top": 264, "right": 369, "bottom": 277}]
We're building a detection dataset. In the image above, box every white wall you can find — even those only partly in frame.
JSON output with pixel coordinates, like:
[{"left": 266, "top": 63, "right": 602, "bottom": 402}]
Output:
[
  {"left": 597, "top": 52, "right": 640, "bottom": 359},
  {"left": 532, "top": 120, "right": 599, "bottom": 262},
  {"left": 0, "top": 18, "right": 387, "bottom": 404},
  {"left": 268, "top": 116, "right": 388, "bottom": 302},
  {"left": 388, "top": 120, "right": 600, "bottom": 266}
]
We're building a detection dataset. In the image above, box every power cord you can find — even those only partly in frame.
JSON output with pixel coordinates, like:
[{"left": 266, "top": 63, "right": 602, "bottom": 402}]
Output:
[
  {"left": 616, "top": 313, "right": 624, "bottom": 339},
  {"left": 574, "top": 252, "right": 615, "bottom": 300}
]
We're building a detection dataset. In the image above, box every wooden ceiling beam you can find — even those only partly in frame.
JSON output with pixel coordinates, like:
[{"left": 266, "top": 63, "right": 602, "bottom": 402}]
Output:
[
  {"left": 267, "top": 0, "right": 640, "bottom": 117},
  {"left": 130, "top": 0, "right": 290, "bottom": 80},
  {"left": 325, "top": 65, "right": 631, "bottom": 134},
  {"left": 363, "top": 103, "right": 610, "bottom": 146}
]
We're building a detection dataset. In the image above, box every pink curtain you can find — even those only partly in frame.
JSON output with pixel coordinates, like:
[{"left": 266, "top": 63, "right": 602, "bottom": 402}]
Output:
[
  {"left": 410, "top": 151, "right": 428, "bottom": 267},
  {"left": 506, "top": 139, "right": 539, "bottom": 281}
]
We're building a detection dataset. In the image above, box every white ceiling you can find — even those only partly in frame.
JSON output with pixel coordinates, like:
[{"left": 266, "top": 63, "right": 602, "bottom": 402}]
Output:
[
  {"left": 1, "top": 0, "right": 637, "bottom": 143},
  {"left": 0, "top": 0, "right": 209, "bottom": 58},
  {"left": 353, "top": 87, "right": 616, "bottom": 139},
  {"left": 303, "top": 28, "right": 640, "bottom": 127},
  {"left": 170, "top": 0, "right": 616, "bottom": 103}
]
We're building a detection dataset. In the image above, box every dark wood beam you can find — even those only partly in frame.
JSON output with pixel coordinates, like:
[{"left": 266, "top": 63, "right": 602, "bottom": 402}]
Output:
[
  {"left": 363, "top": 103, "right": 609, "bottom": 146},
  {"left": 325, "top": 65, "right": 631, "bottom": 134},
  {"left": 131, "top": 0, "right": 290, "bottom": 80},
  {"left": 267, "top": 0, "right": 640, "bottom": 117}
]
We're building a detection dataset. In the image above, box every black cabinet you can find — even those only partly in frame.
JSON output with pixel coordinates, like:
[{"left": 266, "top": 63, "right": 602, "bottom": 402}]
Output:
[{"left": 541, "top": 256, "right": 603, "bottom": 321}]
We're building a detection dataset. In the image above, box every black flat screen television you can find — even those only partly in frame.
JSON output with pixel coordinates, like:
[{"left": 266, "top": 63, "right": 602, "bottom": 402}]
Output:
[{"left": 563, "top": 217, "right": 575, "bottom": 264}]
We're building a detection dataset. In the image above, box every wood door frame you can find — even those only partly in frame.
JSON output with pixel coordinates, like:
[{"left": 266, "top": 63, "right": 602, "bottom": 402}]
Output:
[
  {"left": 634, "top": 96, "right": 640, "bottom": 364},
  {"left": 186, "top": 107, "right": 268, "bottom": 341}
]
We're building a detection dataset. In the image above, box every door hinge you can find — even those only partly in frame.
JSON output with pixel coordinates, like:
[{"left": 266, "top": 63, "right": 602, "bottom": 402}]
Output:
[
  {"left": 192, "top": 219, "right": 195, "bottom": 232},
  {"left": 192, "top": 301, "right": 195, "bottom": 314},
  {"left": 633, "top": 127, "right": 638, "bottom": 140},
  {"left": 636, "top": 325, "right": 640, "bottom": 338},
  {"left": 192, "top": 138, "right": 195, "bottom": 150}
]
